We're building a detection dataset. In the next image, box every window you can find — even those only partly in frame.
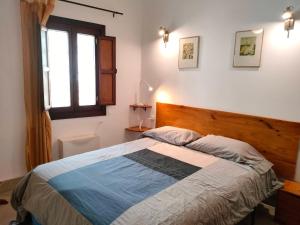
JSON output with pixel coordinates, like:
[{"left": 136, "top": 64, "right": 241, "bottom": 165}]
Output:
[
  {"left": 40, "top": 16, "right": 116, "bottom": 120},
  {"left": 47, "top": 29, "right": 71, "bottom": 108}
]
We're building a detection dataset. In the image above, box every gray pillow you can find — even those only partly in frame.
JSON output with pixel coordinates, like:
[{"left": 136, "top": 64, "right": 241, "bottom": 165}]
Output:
[
  {"left": 186, "top": 135, "right": 273, "bottom": 174},
  {"left": 143, "top": 126, "right": 201, "bottom": 146}
]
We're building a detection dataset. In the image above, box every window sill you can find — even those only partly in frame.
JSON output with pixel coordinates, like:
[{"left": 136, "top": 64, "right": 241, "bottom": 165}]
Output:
[{"left": 49, "top": 106, "right": 106, "bottom": 120}]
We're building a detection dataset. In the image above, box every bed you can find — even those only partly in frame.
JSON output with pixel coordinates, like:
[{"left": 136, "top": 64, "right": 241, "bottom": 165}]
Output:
[{"left": 12, "top": 103, "right": 300, "bottom": 225}]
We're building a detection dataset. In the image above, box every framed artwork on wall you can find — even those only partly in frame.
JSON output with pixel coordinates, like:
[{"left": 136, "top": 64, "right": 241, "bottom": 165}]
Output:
[
  {"left": 233, "top": 29, "right": 264, "bottom": 67},
  {"left": 178, "top": 36, "right": 199, "bottom": 69}
]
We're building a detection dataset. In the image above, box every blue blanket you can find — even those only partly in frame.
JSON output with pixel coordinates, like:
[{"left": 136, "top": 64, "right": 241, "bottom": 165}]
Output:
[{"left": 48, "top": 149, "right": 201, "bottom": 225}]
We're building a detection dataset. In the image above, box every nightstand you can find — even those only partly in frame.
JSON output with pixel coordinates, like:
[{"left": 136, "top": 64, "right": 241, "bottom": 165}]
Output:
[
  {"left": 125, "top": 126, "right": 151, "bottom": 133},
  {"left": 126, "top": 104, "right": 152, "bottom": 133},
  {"left": 275, "top": 180, "right": 300, "bottom": 225}
]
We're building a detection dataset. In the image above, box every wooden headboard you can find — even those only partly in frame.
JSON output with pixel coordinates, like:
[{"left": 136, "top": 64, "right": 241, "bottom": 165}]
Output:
[{"left": 156, "top": 103, "right": 300, "bottom": 180}]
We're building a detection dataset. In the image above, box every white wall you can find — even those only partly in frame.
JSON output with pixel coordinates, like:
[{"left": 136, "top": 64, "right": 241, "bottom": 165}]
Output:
[
  {"left": 140, "top": 0, "right": 300, "bottom": 180},
  {"left": 51, "top": 0, "right": 144, "bottom": 159},
  {"left": 0, "top": 0, "right": 26, "bottom": 181},
  {"left": 0, "top": 0, "right": 143, "bottom": 181},
  {"left": 141, "top": 0, "right": 300, "bottom": 121}
]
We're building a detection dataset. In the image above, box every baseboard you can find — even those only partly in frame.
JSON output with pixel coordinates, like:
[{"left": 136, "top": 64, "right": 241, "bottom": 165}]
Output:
[{"left": 0, "top": 177, "right": 22, "bottom": 193}]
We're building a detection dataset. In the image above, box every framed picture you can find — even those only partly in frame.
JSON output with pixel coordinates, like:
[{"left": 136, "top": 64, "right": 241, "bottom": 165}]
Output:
[
  {"left": 178, "top": 36, "right": 199, "bottom": 69},
  {"left": 233, "top": 29, "right": 264, "bottom": 67}
]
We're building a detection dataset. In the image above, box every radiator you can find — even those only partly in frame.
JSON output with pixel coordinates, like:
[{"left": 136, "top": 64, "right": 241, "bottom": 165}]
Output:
[{"left": 58, "top": 134, "right": 101, "bottom": 158}]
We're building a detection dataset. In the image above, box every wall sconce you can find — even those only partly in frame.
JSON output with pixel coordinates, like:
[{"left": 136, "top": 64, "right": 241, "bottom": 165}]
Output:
[
  {"left": 282, "top": 6, "right": 295, "bottom": 38},
  {"left": 141, "top": 80, "right": 153, "bottom": 92},
  {"left": 159, "top": 26, "right": 169, "bottom": 47},
  {"left": 134, "top": 80, "right": 153, "bottom": 105}
]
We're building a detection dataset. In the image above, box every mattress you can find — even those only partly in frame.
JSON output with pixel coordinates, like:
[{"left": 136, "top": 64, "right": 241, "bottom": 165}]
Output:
[{"left": 11, "top": 137, "right": 281, "bottom": 225}]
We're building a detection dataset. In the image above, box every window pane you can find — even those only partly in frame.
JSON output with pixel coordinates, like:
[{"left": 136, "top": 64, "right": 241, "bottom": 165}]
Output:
[
  {"left": 48, "top": 29, "right": 71, "bottom": 108},
  {"left": 77, "top": 33, "right": 96, "bottom": 106}
]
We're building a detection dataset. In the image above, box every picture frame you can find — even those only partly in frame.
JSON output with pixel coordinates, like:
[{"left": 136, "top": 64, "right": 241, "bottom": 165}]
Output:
[
  {"left": 233, "top": 29, "right": 264, "bottom": 68},
  {"left": 178, "top": 36, "right": 199, "bottom": 69}
]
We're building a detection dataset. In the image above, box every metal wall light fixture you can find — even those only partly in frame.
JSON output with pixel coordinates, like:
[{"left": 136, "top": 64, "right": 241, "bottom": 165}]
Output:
[
  {"left": 282, "top": 6, "right": 295, "bottom": 38},
  {"left": 141, "top": 80, "right": 153, "bottom": 92},
  {"left": 159, "top": 26, "right": 169, "bottom": 47}
]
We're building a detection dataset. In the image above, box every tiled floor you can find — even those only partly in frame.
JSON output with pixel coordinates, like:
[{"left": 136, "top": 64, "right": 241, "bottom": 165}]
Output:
[
  {"left": 0, "top": 191, "right": 16, "bottom": 225},
  {"left": 0, "top": 191, "right": 278, "bottom": 225}
]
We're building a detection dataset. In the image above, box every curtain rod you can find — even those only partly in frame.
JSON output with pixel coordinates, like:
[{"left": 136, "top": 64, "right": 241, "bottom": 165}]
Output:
[{"left": 58, "top": 0, "right": 124, "bottom": 17}]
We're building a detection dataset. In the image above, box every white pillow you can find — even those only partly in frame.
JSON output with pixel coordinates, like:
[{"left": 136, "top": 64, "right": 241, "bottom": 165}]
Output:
[
  {"left": 186, "top": 135, "right": 273, "bottom": 174},
  {"left": 143, "top": 126, "right": 201, "bottom": 146}
]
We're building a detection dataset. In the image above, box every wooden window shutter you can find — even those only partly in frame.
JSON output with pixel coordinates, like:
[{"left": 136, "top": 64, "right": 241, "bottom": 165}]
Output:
[
  {"left": 40, "top": 26, "right": 51, "bottom": 111},
  {"left": 98, "top": 36, "right": 116, "bottom": 105}
]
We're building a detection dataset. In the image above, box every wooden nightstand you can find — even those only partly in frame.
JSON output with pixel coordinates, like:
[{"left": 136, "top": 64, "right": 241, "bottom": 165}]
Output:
[
  {"left": 125, "top": 126, "right": 151, "bottom": 133},
  {"left": 275, "top": 180, "right": 300, "bottom": 225},
  {"left": 127, "top": 104, "right": 152, "bottom": 133}
]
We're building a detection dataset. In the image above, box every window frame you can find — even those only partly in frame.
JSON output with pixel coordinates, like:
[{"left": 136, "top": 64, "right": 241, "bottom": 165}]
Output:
[{"left": 46, "top": 16, "right": 106, "bottom": 120}]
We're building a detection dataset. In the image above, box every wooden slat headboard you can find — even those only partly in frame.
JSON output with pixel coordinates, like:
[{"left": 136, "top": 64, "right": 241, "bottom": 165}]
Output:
[{"left": 156, "top": 103, "right": 300, "bottom": 180}]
